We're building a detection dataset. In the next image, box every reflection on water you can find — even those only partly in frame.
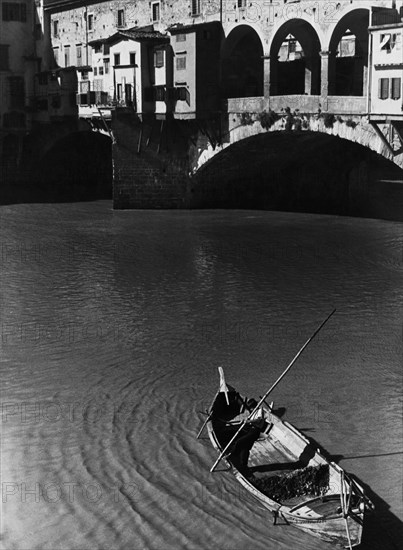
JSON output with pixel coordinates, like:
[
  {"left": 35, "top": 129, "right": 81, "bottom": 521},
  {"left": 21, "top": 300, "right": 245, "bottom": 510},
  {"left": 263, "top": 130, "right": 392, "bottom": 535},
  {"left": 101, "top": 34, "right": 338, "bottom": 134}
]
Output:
[{"left": 1, "top": 203, "right": 402, "bottom": 550}]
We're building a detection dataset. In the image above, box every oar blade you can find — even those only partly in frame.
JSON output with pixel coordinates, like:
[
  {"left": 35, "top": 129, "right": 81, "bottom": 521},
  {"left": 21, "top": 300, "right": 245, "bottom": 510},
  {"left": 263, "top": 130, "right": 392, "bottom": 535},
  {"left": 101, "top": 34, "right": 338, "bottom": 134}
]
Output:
[{"left": 218, "top": 366, "right": 229, "bottom": 405}]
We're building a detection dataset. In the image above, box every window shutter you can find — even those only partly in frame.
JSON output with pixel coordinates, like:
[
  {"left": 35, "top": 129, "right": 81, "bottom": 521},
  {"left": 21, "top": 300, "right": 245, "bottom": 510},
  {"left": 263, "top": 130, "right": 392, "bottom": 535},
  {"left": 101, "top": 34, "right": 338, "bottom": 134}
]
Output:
[{"left": 391, "top": 78, "right": 401, "bottom": 100}]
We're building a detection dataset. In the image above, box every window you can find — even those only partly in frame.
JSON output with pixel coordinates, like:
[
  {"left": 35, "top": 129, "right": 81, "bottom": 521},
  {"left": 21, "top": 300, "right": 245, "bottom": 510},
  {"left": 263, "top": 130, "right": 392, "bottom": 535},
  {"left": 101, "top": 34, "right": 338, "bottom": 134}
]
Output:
[
  {"left": 176, "top": 34, "right": 186, "bottom": 42},
  {"left": 53, "top": 48, "right": 59, "bottom": 64},
  {"left": 237, "top": 0, "right": 246, "bottom": 8},
  {"left": 103, "top": 44, "right": 110, "bottom": 55},
  {"left": 154, "top": 50, "right": 164, "bottom": 68},
  {"left": 87, "top": 14, "right": 94, "bottom": 31},
  {"left": 378, "top": 78, "right": 389, "bottom": 100},
  {"left": 117, "top": 9, "right": 125, "bottom": 27},
  {"left": 53, "top": 20, "right": 59, "bottom": 37},
  {"left": 154, "top": 85, "right": 165, "bottom": 101},
  {"left": 191, "top": 0, "right": 201, "bottom": 16},
  {"left": 176, "top": 56, "right": 186, "bottom": 71},
  {"left": 152, "top": 2, "right": 160, "bottom": 22},
  {"left": 76, "top": 45, "right": 82, "bottom": 67},
  {"left": 129, "top": 52, "right": 136, "bottom": 65},
  {"left": 0, "top": 45, "right": 9, "bottom": 70},
  {"left": 93, "top": 44, "right": 102, "bottom": 54},
  {"left": 104, "top": 58, "right": 110, "bottom": 74},
  {"left": 114, "top": 53, "right": 120, "bottom": 66},
  {"left": 176, "top": 86, "right": 190, "bottom": 105},
  {"left": 99, "top": 66, "right": 104, "bottom": 75},
  {"left": 80, "top": 80, "right": 90, "bottom": 93},
  {"left": 8, "top": 76, "right": 25, "bottom": 109},
  {"left": 391, "top": 78, "right": 401, "bottom": 100},
  {"left": 94, "top": 67, "right": 97, "bottom": 76},
  {"left": 64, "top": 46, "right": 70, "bottom": 67},
  {"left": 117, "top": 83, "right": 122, "bottom": 100},
  {"left": 2, "top": 3, "right": 27, "bottom": 22},
  {"left": 82, "top": 70, "right": 89, "bottom": 80}
]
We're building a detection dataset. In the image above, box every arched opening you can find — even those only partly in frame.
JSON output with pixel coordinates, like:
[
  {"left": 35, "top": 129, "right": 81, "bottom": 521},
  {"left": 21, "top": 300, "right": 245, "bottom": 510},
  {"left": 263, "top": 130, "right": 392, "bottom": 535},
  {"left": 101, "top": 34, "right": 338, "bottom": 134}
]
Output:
[
  {"left": 35, "top": 132, "right": 112, "bottom": 201},
  {"left": 191, "top": 132, "right": 403, "bottom": 220},
  {"left": 329, "top": 9, "right": 370, "bottom": 96},
  {"left": 270, "top": 20, "right": 321, "bottom": 95},
  {"left": 221, "top": 25, "right": 263, "bottom": 98}
]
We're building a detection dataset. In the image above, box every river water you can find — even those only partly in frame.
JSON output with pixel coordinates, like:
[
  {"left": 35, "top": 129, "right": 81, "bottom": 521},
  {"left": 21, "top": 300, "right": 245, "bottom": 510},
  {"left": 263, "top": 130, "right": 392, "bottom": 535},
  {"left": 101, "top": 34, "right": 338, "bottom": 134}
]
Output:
[{"left": 1, "top": 202, "right": 402, "bottom": 550}]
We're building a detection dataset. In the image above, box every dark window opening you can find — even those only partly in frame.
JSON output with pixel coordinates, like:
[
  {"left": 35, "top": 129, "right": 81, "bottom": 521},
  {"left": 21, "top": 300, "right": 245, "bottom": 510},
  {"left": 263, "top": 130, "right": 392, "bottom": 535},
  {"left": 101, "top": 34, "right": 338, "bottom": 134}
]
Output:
[
  {"left": 152, "top": 2, "right": 160, "bottom": 22},
  {"left": 191, "top": 0, "right": 201, "bottom": 16},
  {"left": 76, "top": 45, "right": 82, "bottom": 67},
  {"left": 117, "top": 9, "right": 125, "bottom": 28},
  {"left": 114, "top": 53, "right": 120, "bottom": 66},
  {"left": 129, "top": 52, "right": 136, "bottom": 65}
]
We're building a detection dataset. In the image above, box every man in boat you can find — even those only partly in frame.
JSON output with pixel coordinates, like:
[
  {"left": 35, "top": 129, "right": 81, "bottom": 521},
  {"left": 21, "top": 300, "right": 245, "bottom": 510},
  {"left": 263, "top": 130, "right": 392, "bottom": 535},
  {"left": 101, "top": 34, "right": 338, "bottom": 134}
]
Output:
[{"left": 226, "top": 398, "right": 267, "bottom": 476}]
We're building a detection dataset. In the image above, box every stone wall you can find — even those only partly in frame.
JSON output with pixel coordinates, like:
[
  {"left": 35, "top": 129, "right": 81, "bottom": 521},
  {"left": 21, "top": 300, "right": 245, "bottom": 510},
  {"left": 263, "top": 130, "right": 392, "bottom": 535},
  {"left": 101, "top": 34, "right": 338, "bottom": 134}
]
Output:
[{"left": 112, "top": 111, "right": 190, "bottom": 209}]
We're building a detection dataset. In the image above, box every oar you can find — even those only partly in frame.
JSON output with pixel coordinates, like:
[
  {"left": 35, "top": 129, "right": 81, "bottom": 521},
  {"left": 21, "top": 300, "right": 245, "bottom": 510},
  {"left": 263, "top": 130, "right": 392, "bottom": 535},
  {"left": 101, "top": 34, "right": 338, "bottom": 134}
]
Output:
[
  {"left": 340, "top": 470, "right": 353, "bottom": 550},
  {"left": 210, "top": 309, "right": 336, "bottom": 472},
  {"left": 196, "top": 389, "right": 220, "bottom": 439}
]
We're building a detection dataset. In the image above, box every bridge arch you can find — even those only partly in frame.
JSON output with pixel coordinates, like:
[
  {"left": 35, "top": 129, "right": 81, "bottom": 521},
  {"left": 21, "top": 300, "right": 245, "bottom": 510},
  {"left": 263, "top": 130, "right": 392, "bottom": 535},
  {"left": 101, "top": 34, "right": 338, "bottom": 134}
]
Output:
[
  {"left": 221, "top": 24, "right": 264, "bottom": 98},
  {"left": 190, "top": 130, "right": 403, "bottom": 218},
  {"left": 269, "top": 19, "right": 322, "bottom": 96},
  {"left": 327, "top": 8, "right": 370, "bottom": 96},
  {"left": 32, "top": 130, "right": 112, "bottom": 201}
]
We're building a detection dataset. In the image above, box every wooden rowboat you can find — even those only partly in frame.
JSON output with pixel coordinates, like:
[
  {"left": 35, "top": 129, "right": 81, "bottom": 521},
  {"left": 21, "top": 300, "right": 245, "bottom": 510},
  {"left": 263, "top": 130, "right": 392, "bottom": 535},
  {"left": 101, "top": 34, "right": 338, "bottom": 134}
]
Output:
[{"left": 204, "top": 381, "right": 374, "bottom": 548}]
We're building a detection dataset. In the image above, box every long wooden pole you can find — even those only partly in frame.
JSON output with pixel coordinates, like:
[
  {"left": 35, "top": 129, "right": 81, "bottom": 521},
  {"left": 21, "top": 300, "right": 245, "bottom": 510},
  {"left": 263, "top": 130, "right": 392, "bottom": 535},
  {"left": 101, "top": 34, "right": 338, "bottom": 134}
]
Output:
[
  {"left": 210, "top": 309, "right": 336, "bottom": 472},
  {"left": 341, "top": 470, "right": 353, "bottom": 550}
]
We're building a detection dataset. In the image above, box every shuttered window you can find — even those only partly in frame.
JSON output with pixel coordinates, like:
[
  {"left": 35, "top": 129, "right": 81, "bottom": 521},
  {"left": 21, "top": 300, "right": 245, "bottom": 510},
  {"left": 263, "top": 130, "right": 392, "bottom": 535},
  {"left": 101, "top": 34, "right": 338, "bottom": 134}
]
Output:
[
  {"left": 378, "top": 78, "right": 389, "bottom": 100},
  {"left": 154, "top": 50, "right": 164, "bottom": 68},
  {"left": 391, "top": 78, "right": 401, "bottom": 100},
  {"left": 176, "top": 56, "right": 186, "bottom": 71}
]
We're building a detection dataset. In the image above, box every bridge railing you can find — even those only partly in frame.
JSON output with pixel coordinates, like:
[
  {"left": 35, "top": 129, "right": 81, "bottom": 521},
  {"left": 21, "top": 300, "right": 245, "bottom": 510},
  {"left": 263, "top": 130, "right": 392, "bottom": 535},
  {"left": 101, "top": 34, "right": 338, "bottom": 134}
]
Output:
[
  {"left": 227, "top": 95, "right": 367, "bottom": 115},
  {"left": 327, "top": 96, "right": 367, "bottom": 115}
]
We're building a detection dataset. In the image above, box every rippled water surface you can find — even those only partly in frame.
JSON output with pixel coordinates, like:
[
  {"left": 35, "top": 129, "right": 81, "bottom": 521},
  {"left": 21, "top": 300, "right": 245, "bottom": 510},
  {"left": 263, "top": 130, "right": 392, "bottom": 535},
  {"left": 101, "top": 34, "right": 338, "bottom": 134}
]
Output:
[{"left": 1, "top": 203, "right": 402, "bottom": 550}]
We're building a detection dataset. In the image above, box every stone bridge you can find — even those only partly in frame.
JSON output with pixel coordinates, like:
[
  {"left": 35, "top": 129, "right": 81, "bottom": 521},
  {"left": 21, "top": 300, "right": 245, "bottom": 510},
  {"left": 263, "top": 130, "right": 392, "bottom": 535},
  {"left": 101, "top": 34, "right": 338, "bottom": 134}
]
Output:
[
  {"left": 194, "top": 96, "right": 403, "bottom": 174},
  {"left": 6, "top": 0, "right": 402, "bottom": 213}
]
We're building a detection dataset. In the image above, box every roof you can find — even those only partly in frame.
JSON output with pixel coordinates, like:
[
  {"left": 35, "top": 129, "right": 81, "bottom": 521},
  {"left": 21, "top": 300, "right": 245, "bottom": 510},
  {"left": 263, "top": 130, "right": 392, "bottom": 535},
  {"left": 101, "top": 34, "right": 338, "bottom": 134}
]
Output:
[
  {"left": 88, "top": 26, "right": 169, "bottom": 47},
  {"left": 168, "top": 21, "right": 221, "bottom": 33}
]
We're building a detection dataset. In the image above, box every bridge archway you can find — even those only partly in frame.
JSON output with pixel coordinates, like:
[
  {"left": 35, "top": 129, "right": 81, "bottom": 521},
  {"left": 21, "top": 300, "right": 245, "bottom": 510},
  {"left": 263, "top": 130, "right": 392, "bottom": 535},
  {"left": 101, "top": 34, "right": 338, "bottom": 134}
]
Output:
[
  {"left": 328, "top": 9, "right": 370, "bottom": 96},
  {"left": 191, "top": 131, "right": 403, "bottom": 219},
  {"left": 270, "top": 19, "right": 321, "bottom": 96},
  {"left": 221, "top": 25, "right": 264, "bottom": 98},
  {"left": 33, "top": 131, "right": 112, "bottom": 201}
]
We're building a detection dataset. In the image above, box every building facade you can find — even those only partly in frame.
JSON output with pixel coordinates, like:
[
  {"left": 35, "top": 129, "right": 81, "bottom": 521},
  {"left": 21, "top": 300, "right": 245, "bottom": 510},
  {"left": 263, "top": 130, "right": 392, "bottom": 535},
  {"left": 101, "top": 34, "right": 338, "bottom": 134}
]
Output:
[{"left": 1, "top": 0, "right": 403, "bottom": 192}]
